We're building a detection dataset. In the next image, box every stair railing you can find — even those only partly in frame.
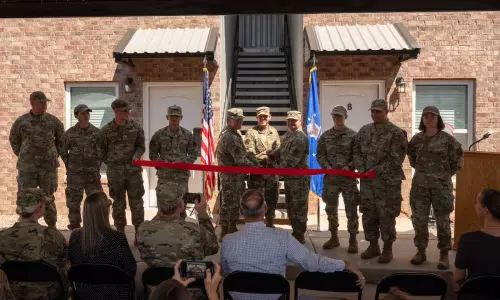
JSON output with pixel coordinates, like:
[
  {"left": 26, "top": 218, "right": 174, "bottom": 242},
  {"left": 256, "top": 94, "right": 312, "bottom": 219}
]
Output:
[{"left": 283, "top": 15, "right": 298, "bottom": 111}]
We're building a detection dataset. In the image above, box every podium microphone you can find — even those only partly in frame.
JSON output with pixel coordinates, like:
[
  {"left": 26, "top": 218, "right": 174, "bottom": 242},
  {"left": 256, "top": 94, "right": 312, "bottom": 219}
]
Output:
[{"left": 468, "top": 130, "right": 494, "bottom": 150}]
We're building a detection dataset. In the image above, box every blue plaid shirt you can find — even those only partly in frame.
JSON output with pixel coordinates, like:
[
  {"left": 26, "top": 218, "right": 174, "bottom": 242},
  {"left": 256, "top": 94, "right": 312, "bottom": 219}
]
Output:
[{"left": 221, "top": 221, "right": 345, "bottom": 300}]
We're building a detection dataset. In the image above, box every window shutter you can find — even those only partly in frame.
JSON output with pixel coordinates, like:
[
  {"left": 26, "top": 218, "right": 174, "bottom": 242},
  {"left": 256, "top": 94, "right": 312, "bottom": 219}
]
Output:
[{"left": 70, "top": 86, "right": 117, "bottom": 129}]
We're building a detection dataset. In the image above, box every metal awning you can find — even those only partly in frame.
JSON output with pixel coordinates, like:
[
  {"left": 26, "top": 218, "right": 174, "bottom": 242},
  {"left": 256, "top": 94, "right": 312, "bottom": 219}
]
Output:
[
  {"left": 305, "top": 23, "right": 420, "bottom": 57},
  {"left": 113, "top": 27, "right": 219, "bottom": 61}
]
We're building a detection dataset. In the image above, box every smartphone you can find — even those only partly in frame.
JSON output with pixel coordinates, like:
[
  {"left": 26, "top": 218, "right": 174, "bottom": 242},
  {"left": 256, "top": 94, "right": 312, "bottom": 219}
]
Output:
[
  {"left": 180, "top": 260, "right": 214, "bottom": 279},
  {"left": 183, "top": 193, "right": 201, "bottom": 204}
]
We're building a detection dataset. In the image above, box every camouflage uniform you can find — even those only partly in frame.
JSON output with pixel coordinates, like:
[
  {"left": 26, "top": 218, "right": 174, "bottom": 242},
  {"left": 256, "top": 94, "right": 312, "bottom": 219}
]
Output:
[
  {"left": 137, "top": 182, "right": 218, "bottom": 300},
  {"left": 244, "top": 107, "right": 281, "bottom": 226},
  {"left": 216, "top": 108, "right": 259, "bottom": 236},
  {"left": 9, "top": 91, "right": 64, "bottom": 227},
  {"left": 61, "top": 104, "right": 103, "bottom": 229},
  {"left": 100, "top": 100, "right": 145, "bottom": 231},
  {"left": 149, "top": 105, "right": 199, "bottom": 218},
  {"left": 408, "top": 106, "right": 464, "bottom": 268},
  {"left": 353, "top": 99, "right": 407, "bottom": 262},
  {"left": 275, "top": 111, "right": 310, "bottom": 241},
  {"left": 0, "top": 188, "right": 69, "bottom": 300},
  {"left": 317, "top": 107, "right": 360, "bottom": 245}
]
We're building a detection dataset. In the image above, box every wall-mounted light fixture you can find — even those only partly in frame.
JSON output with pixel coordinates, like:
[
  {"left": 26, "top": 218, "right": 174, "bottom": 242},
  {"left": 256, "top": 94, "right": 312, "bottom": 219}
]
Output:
[
  {"left": 125, "top": 76, "right": 134, "bottom": 93},
  {"left": 396, "top": 77, "right": 406, "bottom": 94}
]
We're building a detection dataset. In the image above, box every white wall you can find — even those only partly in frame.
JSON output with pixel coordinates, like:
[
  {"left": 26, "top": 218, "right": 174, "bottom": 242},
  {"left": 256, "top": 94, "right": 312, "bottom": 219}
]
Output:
[
  {"left": 220, "top": 15, "right": 237, "bottom": 128},
  {"left": 286, "top": 14, "right": 304, "bottom": 111}
]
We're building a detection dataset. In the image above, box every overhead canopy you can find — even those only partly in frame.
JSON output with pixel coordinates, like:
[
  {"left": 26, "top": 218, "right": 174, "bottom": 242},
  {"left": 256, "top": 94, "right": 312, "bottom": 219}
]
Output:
[
  {"left": 113, "top": 27, "right": 219, "bottom": 61},
  {"left": 306, "top": 23, "right": 420, "bottom": 58}
]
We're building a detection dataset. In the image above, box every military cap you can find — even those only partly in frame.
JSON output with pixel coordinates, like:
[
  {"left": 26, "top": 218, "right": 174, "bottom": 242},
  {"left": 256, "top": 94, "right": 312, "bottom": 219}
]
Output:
[
  {"left": 256, "top": 106, "right": 271, "bottom": 116},
  {"left": 111, "top": 99, "right": 131, "bottom": 112},
  {"left": 30, "top": 91, "right": 50, "bottom": 102},
  {"left": 286, "top": 110, "right": 302, "bottom": 120},
  {"left": 167, "top": 105, "right": 183, "bottom": 117},
  {"left": 74, "top": 104, "right": 92, "bottom": 115},
  {"left": 227, "top": 108, "right": 245, "bottom": 120},
  {"left": 331, "top": 105, "right": 347, "bottom": 116},
  {"left": 369, "top": 99, "right": 388, "bottom": 111},
  {"left": 422, "top": 106, "right": 440, "bottom": 116},
  {"left": 16, "top": 188, "right": 48, "bottom": 215},
  {"left": 157, "top": 182, "right": 185, "bottom": 211}
]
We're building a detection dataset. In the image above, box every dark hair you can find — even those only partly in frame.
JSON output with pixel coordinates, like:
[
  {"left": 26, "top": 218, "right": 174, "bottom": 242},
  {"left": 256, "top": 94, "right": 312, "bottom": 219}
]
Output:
[
  {"left": 481, "top": 189, "right": 500, "bottom": 220},
  {"left": 418, "top": 114, "right": 445, "bottom": 131},
  {"left": 240, "top": 189, "right": 265, "bottom": 218},
  {"left": 21, "top": 212, "right": 34, "bottom": 219},
  {"left": 160, "top": 205, "right": 179, "bottom": 215},
  {"left": 149, "top": 279, "right": 191, "bottom": 300}
]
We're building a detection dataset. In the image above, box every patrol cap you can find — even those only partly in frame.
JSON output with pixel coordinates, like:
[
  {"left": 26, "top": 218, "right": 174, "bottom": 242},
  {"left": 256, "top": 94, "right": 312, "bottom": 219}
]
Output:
[
  {"left": 369, "top": 99, "right": 388, "bottom": 111},
  {"left": 30, "top": 91, "right": 50, "bottom": 103},
  {"left": 157, "top": 182, "right": 185, "bottom": 211},
  {"left": 256, "top": 106, "right": 270, "bottom": 116},
  {"left": 167, "top": 105, "right": 183, "bottom": 117},
  {"left": 286, "top": 110, "right": 302, "bottom": 120},
  {"left": 422, "top": 106, "right": 440, "bottom": 116},
  {"left": 227, "top": 108, "right": 245, "bottom": 120},
  {"left": 331, "top": 105, "right": 347, "bottom": 117},
  {"left": 74, "top": 104, "right": 92, "bottom": 115},
  {"left": 16, "top": 188, "right": 49, "bottom": 216},
  {"left": 111, "top": 99, "right": 131, "bottom": 112}
]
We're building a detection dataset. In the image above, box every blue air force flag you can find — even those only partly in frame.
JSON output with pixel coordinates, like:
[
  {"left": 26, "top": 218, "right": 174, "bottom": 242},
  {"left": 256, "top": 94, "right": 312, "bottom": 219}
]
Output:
[{"left": 306, "top": 66, "right": 323, "bottom": 197}]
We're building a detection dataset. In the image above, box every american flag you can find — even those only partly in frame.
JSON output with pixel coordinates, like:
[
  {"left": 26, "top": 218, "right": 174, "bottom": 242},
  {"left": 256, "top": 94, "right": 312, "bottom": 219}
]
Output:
[{"left": 201, "top": 68, "right": 216, "bottom": 201}]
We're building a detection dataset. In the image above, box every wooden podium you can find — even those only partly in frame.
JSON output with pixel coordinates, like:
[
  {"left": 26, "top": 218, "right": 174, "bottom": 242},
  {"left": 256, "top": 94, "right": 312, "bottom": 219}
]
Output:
[{"left": 454, "top": 151, "right": 500, "bottom": 249}]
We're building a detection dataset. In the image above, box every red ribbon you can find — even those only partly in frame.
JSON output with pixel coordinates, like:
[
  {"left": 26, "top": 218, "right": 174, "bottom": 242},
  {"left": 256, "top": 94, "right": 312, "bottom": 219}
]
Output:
[{"left": 134, "top": 160, "right": 376, "bottom": 179}]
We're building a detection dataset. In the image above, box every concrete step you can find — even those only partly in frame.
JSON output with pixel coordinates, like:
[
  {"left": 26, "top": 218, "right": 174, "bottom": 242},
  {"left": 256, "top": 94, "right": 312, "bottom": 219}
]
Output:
[
  {"left": 238, "top": 57, "right": 285, "bottom": 62},
  {"left": 235, "top": 99, "right": 291, "bottom": 105},
  {"left": 236, "top": 91, "right": 289, "bottom": 97},
  {"left": 236, "top": 83, "right": 289, "bottom": 89},
  {"left": 242, "top": 107, "right": 290, "bottom": 113},
  {"left": 238, "top": 63, "right": 286, "bottom": 69},
  {"left": 238, "top": 70, "right": 287, "bottom": 75},
  {"left": 237, "top": 76, "right": 288, "bottom": 82},
  {"left": 239, "top": 51, "right": 284, "bottom": 57}
]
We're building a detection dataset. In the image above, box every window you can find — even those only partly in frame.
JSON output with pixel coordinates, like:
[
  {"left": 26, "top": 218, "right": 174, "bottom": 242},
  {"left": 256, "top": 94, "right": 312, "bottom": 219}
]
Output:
[
  {"left": 413, "top": 81, "right": 474, "bottom": 150},
  {"left": 65, "top": 83, "right": 119, "bottom": 177}
]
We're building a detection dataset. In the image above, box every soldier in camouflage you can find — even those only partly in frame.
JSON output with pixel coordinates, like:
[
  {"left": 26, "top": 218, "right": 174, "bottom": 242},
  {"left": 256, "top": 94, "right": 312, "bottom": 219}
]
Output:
[
  {"left": 9, "top": 91, "right": 65, "bottom": 227},
  {"left": 353, "top": 99, "right": 408, "bottom": 263},
  {"left": 137, "top": 181, "right": 218, "bottom": 299},
  {"left": 100, "top": 99, "right": 145, "bottom": 239},
  {"left": 408, "top": 106, "right": 464, "bottom": 269},
  {"left": 268, "top": 110, "right": 310, "bottom": 244},
  {"left": 317, "top": 105, "right": 360, "bottom": 253},
  {"left": 149, "top": 105, "right": 199, "bottom": 219},
  {"left": 61, "top": 104, "right": 103, "bottom": 230},
  {"left": 244, "top": 106, "right": 281, "bottom": 228},
  {"left": 0, "top": 188, "right": 69, "bottom": 300},
  {"left": 216, "top": 108, "right": 259, "bottom": 241}
]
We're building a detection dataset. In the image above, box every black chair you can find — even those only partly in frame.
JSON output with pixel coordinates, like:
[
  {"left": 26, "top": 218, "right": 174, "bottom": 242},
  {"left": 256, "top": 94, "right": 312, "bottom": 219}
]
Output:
[
  {"left": 68, "top": 263, "right": 135, "bottom": 300},
  {"left": 223, "top": 271, "right": 290, "bottom": 300},
  {"left": 294, "top": 271, "right": 362, "bottom": 300},
  {"left": 458, "top": 275, "right": 500, "bottom": 299},
  {"left": 374, "top": 272, "right": 447, "bottom": 300},
  {"left": 0, "top": 260, "right": 66, "bottom": 300}
]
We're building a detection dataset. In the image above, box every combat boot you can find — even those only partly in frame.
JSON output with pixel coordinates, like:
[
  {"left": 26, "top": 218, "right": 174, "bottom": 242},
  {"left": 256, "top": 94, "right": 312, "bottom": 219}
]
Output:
[
  {"left": 134, "top": 226, "right": 140, "bottom": 246},
  {"left": 229, "top": 222, "right": 239, "bottom": 233},
  {"left": 410, "top": 247, "right": 427, "bottom": 265},
  {"left": 219, "top": 226, "right": 228, "bottom": 242},
  {"left": 116, "top": 226, "right": 125, "bottom": 233},
  {"left": 378, "top": 241, "right": 394, "bottom": 264},
  {"left": 361, "top": 240, "right": 380, "bottom": 259},
  {"left": 67, "top": 223, "right": 81, "bottom": 231},
  {"left": 347, "top": 234, "right": 358, "bottom": 253},
  {"left": 265, "top": 219, "right": 275, "bottom": 228},
  {"left": 292, "top": 232, "right": 306, "bottom": 244},
  {"left": 322, "top": 230, "right": 340, "bottom": 249},
  {"left": 437, "top": 250, "right": 450, "bottom": 270}
]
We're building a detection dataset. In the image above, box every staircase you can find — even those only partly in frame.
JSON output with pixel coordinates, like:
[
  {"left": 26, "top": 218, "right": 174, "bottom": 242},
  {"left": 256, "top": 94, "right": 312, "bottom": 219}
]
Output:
[{"left": 234, "top": 51, "right": 292, "bottom": 136}]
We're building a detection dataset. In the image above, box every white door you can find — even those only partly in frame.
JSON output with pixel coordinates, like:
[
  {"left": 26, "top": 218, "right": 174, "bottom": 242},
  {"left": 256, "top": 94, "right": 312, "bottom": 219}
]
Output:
[
  {"left": 144, "top": 83, "right": 204, "bottom": 208},
  {"left": 318, "top": 81, "right": 384, "bottom": 226}
]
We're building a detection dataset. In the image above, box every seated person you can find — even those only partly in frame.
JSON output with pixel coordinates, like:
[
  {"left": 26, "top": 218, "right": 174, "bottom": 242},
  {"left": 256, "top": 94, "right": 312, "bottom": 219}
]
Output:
[
  {"left": 137, "top": 182, "right": 218, "bottom": 299},
  {"left": 454, "top": 188, "right": 500, "bottom": 287},
  {"left": 68, "top": 191, "right": 137, "bottom": 300},
  {"left": 0, "top": 188, "right": 69, "bottom": 300},
  {"left": 221, "top": 189, "right": 364, "bottom": 300}
]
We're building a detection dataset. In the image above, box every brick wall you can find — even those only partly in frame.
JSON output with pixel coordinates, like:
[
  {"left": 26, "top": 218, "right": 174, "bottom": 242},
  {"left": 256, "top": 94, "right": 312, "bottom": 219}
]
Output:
[
  {"left": 303, "top": 11, "right": 500, "bottom": 216},
  {"left": 0, "top": 16, "right": 221, "bottom": 216}
]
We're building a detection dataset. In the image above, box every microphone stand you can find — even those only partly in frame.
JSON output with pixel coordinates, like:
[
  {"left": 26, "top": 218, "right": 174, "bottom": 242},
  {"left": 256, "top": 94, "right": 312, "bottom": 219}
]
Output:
[{"left": 468, "top": 132, "right": 492, "bottom": 151}]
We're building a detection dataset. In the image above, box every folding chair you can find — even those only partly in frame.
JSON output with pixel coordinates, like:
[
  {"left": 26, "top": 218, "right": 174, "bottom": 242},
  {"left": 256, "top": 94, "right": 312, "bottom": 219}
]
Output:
[
  {"left": 458, "top": 275, "right": 500, "bottom": 299},
  {"left": 374, "top": 272, "right": 447, "bottom": 300},
  {"left": 0, "top": 260, "right": 66, "bottom": 300},
  {"left": 223, "top": 271, "right": 290, "bottom": 300},
  {"left": 294, "top": 271, "right": 362, "bottom": 300},
  {"left": 68, "top": 263, "right": 135, "bottom": 300}
]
